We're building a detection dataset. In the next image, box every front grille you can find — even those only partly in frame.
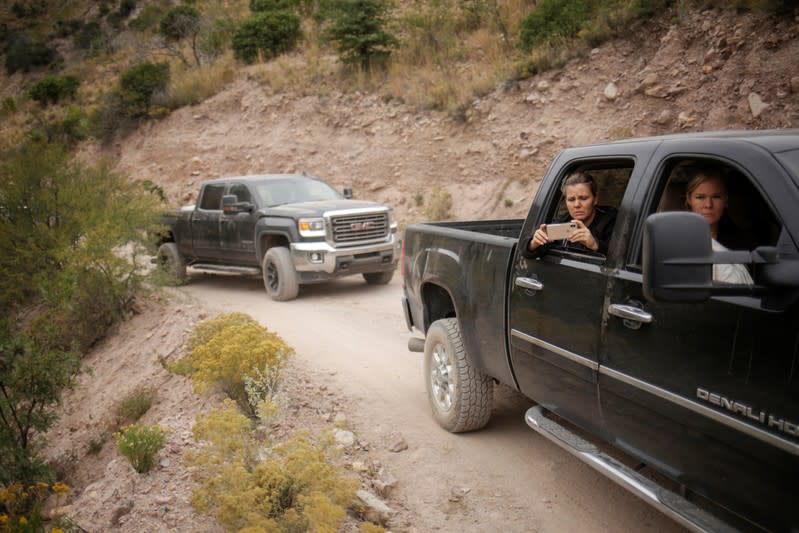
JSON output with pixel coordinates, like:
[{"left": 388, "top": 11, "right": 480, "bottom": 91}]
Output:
[{"left": 331, "top": 212, "right": 388, "bottom": 244}]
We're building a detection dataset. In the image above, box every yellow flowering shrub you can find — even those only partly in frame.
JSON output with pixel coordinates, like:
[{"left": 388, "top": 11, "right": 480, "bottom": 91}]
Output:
[
  {"left": 0, "top": 481, "right": 70, "bottom": 532},
  {"left": 115, "top": 424, "right": 168, "bottom": 473},
  {"left": 186, "top": 314, "right": 293, "bottom": 417},
  {"left": 188, "top": 405, "right": 357, "bottom": 533}
]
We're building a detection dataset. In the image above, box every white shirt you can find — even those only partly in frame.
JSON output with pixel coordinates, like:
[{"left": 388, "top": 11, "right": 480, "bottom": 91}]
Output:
[{"left": 712, "top": 239, "right": 753, "bottom": 285}]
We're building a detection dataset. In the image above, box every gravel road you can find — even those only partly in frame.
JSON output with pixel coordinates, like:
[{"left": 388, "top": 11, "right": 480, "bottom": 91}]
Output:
[{"left": 184, "top": 271, "right": 686, "bottom": 533}]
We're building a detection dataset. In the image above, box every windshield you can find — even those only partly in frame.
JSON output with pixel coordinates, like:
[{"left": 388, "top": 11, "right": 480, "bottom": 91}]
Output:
[
  {"left": 255, "top": 178, "right": 342, "bottom": 206},
  {"left": 776, "top": 148, "right": 799, "bottom": 183}
]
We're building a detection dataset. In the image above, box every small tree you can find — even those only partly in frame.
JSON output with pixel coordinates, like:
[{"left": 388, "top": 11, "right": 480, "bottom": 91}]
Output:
[
  {"left": 159, "top": 5, "right": 205, "bottom": 66},
  {"left": 0, "top": 325, "right": 80, "bottom": 485},
  {"left": 231, "top": 11, "right": 301, "bottom": 64},
  {"left": 118, "top": 61, "right": 170, "bottom": 117},
  {"left": 323, "top": 0, "right": 398, "bottom": 71},
  {"left": 28, "top": 75, "right": 80, "bottom": 107}
]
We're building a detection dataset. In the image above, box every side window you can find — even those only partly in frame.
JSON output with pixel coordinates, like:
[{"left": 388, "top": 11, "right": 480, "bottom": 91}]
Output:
[
  {"left": 538, "top": 160, "right": 634, "bottom": 262},
  {"left": 228, "top": 183, "right": 251, "bottom": 203},
  {"left": 632, "top": 157, "right": 783, "bottom": 277},
  {"left": 199, "top": 184, "right": 225, "bottom": 210}
]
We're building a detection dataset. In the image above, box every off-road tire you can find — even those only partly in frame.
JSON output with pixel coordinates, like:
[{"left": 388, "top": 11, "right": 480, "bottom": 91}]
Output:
[
  {"left": 262, "top": 247, "right": 299, "bottom": 301},
  {"left": 157, "top": 242, "right": 187, "bottom": 284},
  {"left": 424, "top": 318, "right": 493, "bottom": 432},
  {"left": 363, "top": 270, "right": 394, "bottom": 285}
]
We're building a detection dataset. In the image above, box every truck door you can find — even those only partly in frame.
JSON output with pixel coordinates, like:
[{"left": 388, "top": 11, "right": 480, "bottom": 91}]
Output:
[
  {"left": 191, "top": 183, "right": 225, "bottom": 260},
  {"left": 508, "top": 156, "right": 639, "bottom": 435},
  {"left": 220, "top": 182, "right": 258, "bottom": 266},
  {"left": 599, "top": 143, "right": 799, "bottom": 531}
]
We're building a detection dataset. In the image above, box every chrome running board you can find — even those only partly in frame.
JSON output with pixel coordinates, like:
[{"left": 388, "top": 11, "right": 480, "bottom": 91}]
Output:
[{"left": 524, "top": 406, "right": 738, "bottom": 533}]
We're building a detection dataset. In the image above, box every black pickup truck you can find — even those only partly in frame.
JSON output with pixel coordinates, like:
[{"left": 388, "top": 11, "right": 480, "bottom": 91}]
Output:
[
  {"left": 401, "top": 130, "right": 799, "bottom": 532},
  {"left": 157, "top": 174, "right": 399, "bottom": 300}
]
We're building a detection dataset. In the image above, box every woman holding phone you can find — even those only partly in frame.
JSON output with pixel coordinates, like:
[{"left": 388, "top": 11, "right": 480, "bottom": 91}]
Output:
[{"left": 525, "top": 171, "right": 617, "bottom": 256}]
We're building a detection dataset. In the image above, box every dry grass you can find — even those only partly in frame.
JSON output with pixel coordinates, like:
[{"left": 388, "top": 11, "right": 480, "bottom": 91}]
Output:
[{"left": 166, "top": 53, "right": 238, "bottom": 108}]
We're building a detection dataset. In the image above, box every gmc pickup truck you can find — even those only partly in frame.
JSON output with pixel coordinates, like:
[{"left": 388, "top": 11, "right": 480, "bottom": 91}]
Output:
[
  {"left": 157, "top": 174, "right": 399, "bottom": 300},
  {"left": 401, "top": 130, "right": 799, "bottom": 532}
]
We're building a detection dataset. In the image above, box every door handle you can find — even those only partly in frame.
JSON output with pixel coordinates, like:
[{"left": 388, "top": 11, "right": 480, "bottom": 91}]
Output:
[
  {"left": 515, "top": 277, "right": 543, "bottom": 291},
  {"left": 608, "top": 304, "right": 652, "bottom": 323}
]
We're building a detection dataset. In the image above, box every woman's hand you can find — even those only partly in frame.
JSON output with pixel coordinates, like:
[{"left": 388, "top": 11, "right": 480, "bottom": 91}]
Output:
[
  {"left": 528, "top": 223, "right": 549, "bottom": 251},
  {"left": 567, "top": 220, "right": 598, "bottom": 251}
]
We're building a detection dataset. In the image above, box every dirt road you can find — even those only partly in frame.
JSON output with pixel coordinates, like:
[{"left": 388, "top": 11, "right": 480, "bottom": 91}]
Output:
[{"left": 184, "top": 272, "right": 685, "bottom": 532}]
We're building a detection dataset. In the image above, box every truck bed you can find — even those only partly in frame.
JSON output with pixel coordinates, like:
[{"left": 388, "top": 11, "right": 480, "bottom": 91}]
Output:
[{"left": 402, "top": 218, "right": 524, "bottom": 387}]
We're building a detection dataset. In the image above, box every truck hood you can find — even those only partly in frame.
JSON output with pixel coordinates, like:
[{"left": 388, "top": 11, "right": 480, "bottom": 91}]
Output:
[{"left": 259, "top": 200, "right": 388, "bottom": 218}]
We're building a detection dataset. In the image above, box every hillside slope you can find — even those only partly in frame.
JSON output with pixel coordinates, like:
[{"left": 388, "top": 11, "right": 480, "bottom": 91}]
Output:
[{"left": 103, "top": 7, "right": 799, "bottom": 225}]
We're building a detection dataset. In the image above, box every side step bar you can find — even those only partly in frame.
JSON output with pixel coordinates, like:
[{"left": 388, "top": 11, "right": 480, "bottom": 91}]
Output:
[
  {"left": 190, "top": 264, "right": 261, "bottom": 275},
  {"left": 524, "top": 406, "right": 738, "bottom": 533}
]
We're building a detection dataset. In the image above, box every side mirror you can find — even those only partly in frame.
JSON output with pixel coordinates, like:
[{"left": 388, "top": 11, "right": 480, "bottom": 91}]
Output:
[
  {"left": 643, "top": 212, "right": 713, "bottom": 303},
  {"left": 222, "top": 194, "right": 253, "bottom": 214},
  {"left": 343, "top": 187, "right": 353, "bottom": 199}
]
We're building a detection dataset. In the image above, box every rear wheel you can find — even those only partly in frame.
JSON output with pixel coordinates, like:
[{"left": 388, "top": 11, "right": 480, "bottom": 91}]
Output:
[
  {"left": 157, "top": 242, "right": 186, "bottom": 284},
  {"left": 363, "top": 270, "right": 394, "bottom": 285},
  {"left": 262, "top": 247, "right": 299, "bottom": 301},
  {"left": 424, "top": 318, "right": 493, "bottom": 432}
]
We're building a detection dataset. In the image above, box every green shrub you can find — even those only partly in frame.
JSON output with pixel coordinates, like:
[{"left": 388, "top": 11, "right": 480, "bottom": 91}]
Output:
[
  {"left": 28, "top": 75, "right": 81, "bottom": 107},
  {"left": 114, "top": 386, "right": 157, "bottom": 427},
  {"left": 115, "top": 424, "right": 168, "bottom": 473},
  {"left": 0, "top": 97, "right": 16, "bottom": 117},
  {"left": 231, "top": 11, "right": 301, "bottom": 64},
  {"left": 250, "top": 0, "right": 299, "bottom": 12},
  {"left": 518, "top": 0, "right": 594, "bottom": 52},
  {"left": 129, "top": 3, "right": 169, "bottom": 32},
  {"left": 323, "top": 0, "right": 398, "bottom": 70},
  {"left": 118, "top": 61, "right": 170, "bottom": 117},
  {"left": 74, "top": 21, "right": 110, "bottom": 55},
  {"left": 5, "top": 36, "right": 60, "bottom": 74}
]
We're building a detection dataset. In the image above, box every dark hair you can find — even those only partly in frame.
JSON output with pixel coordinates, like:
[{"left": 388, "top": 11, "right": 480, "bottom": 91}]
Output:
[{"left": 560, "top": 171, "right": 596, "bottom": 196}]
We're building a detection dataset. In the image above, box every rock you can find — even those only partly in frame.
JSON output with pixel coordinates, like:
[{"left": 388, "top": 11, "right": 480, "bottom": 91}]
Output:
[
  {"left": 536, "top": 80, "right": 550, "bottom": 92},
  {"left": 387, "top": 433, "right": 408, "bottom": 452},
  {"left": 351, "top": 460, "right": 368, "bottom": 473},
  {"left": 334, "top": 412, "right": 347, "bottom": 426},
  {"left": 644, "top": 85, "right": 669, "bottom": 98},
  {"left": 790, "top": 77, "right": 799, "bottom": 94},
  {"left": 449, "top": 486, "right": 471, "bottom": 502},
  {"left": 603, "top": 82, "right": 619, "bottom": 101},
  {"left": 748, "top": 93, "right": 768, "bottom": 118},
  {"left": 519, "top": 147, "right": 538, "bottom": 159},
  {"left": 356, "top": 489, "right": 394, "bottom": 525},
  {"left": 677, "top": 112, "right": 696, "bottom": 129},
  {"left": 110, "top": 499, "right": 134, "bottom": 526},
  {"left": 655, "top": 110, "right": 673, "bottom": 126},
  {"left": 374, "top": 473, "right": 399, "bottom": 497},
  {"left": 333, "top": 428, "right": 356, "bottom": 448}
]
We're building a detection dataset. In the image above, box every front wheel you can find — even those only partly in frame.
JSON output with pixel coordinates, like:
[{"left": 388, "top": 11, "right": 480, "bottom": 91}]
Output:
[
  {"left": 363, "top": 270, "right": 394, "bottom": 285},
  {"left": 262, "top": 247, "right": 299, "bottom": 301},
  {"left": 424, "top": 318, "right": 493, "bottom": 433}
]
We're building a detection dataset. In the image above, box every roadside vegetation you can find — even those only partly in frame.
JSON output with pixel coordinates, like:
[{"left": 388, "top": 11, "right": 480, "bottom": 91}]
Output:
[{"left": 171, "top": 312, "right": 376, "bottom": 532}]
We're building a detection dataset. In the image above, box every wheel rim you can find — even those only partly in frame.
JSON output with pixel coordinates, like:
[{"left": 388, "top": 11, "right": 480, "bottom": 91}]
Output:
[
  {"left": 266, "top": 260, "right": 279, "bottom": 292},
  {"left": 430, "top": 341, "right": 454, "bottom": 412}
]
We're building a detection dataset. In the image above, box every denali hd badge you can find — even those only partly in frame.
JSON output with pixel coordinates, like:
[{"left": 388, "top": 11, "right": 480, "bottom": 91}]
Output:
[{"left": 697, "top": 388, "right": 798, "bottom": 439}]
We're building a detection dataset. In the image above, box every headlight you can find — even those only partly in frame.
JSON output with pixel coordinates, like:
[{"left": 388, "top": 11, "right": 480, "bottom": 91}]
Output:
[{"left": 298, "top": 217, "right": 325, "bottom": 237}]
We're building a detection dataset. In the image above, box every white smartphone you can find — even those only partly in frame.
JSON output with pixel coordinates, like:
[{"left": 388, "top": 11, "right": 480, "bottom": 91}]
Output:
[{"left": 546, "top": 222, "right": 577, "bottom": 240}]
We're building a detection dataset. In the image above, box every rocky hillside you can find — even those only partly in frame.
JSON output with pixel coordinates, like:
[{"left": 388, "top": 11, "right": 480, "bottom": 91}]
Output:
[{"left": 97, "top": 7, "right": 799, "bottom": 225}]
